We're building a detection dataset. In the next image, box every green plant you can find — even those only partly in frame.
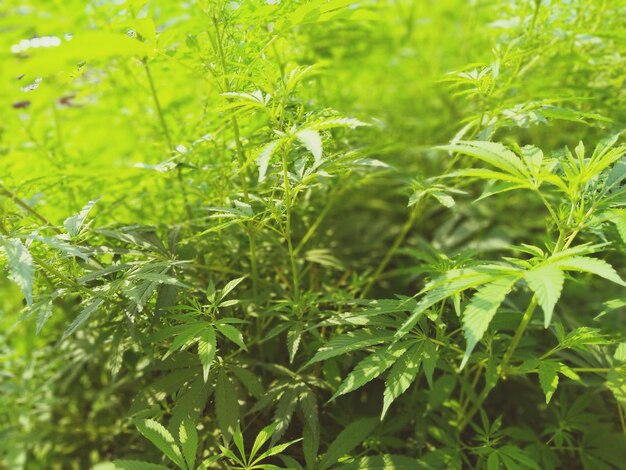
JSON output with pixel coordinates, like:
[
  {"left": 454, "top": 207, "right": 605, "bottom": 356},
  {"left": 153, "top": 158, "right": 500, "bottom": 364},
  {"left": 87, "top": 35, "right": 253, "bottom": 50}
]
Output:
[{"left": 1, "top": 0, "right": 625, "bottom": 469}]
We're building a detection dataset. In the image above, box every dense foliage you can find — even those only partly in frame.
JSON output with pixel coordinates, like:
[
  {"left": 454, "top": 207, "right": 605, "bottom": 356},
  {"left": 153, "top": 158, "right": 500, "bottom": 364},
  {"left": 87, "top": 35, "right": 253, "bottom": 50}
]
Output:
[{"left": 1, "top": 0, "right": 626, "bottom": 469}]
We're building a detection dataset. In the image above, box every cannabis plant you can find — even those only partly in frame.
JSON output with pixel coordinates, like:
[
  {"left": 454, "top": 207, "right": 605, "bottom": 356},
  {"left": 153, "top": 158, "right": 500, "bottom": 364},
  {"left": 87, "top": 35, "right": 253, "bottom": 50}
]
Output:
[{"left": 1, "top": 0, "right": 625, "bottom": 469}]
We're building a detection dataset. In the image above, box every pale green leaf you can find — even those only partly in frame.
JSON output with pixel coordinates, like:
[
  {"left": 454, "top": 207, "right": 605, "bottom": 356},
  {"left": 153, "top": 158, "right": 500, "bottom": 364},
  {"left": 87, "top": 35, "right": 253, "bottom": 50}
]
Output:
[
  {"left": 395, "top": 265, "right": 509, "bottom": 339},
  {"left": 2, "top": 237, "right": 34, "bottom": 305},
  {"left": 257, "top": 140, "right": 281, "bottom": 182},
  {"left": 525, "top": 264, "right": 564, "bottom": 328},
  {"left": 64, "top": 199, "right": 98, "bottom": 237},
  {"left": 461, "top": 277, "right": 519, "bottom": 369},
  {"left": 439, "top": 141, "right": 527, "bottom": 177},
  {"left": 555, "top": 256, "right": 626, "bottom": 286},
  {"left": 538, "top": 361, "right": 560, "bottom": 404},
  {"left": 215, "top": 323, "right": 247, "bottom": 351},
  {"left": 197, "top": 326, "right": 216, "bottom": 382},
  {"left": 331, "top": 342, "right": 410, "bottom": 401},
  {"left": 382, "top": 343, "right": 423, "bottom": 418},
  {"left": 296, "top": 129, "right": 323, "bottom": 164}
]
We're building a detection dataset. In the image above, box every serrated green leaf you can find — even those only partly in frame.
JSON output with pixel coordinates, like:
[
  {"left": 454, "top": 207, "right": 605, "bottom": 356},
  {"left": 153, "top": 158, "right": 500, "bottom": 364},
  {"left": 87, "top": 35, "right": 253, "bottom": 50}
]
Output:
[
  {"left": 421, "top": 340, "right": 438, "bottom": 388},
  {"left": 439, "top": 141, "right": 527, "bottom": 177},
  {"left": 461, "top": 277, "right": 519, "bottom": 369},
  {"left": 64, "top": 198, "right": 98, "bottom": 237},
  {"left": 555, "top": 256, "right": 626, "bottom": 286},
  {"left": 220, "top": 276, "right": 246, "bottom": 300},
  {"left": 257, "top": 140, "right": 282, "bottom": 182},
  {"left": 308, "top": 330, "right": 393, "bottom": 365},
  {"left": 231, "top": 366, "right": 264, "bottom": 398},
  {"left": 198, "top": 326, "right": 216, "bottom": 382},
  {"left": 319, "top": 417, "right": 377, "bottom": 470},
  {"left": 525, "top": 264, "right": 564, "bottom": 328},
  {"left": 250, "top": 422, "right": 278, "bottom": 462},
  {"left": 216, "top": 323, "right": 247, "bottom": 351},
  {"left": 331, "top": 342, "right": 410, "bottom": 401},
  {"left": 255, "top": 438, "right": 302, "bottom": 463},
  {"left": 396, "top": 265, "right": 509, "bottom": 339},
  {"left": 179, "top": 420, "right": 198, "bottom": 470},
  {"left": 169, "top": 377, "right": 213, "bottom": 436},
  {"left": 287, "top": 323, "right": 303, "bottom": 364},
  {"left": 272, "top": 386, "right": 298, "bottom": 444},
  {"left": 135, "top": 419, "right": 186, "bottom": 470},
  {"left": 296, "top": 129, "right": 323, "bottom": 164},
  {"left": 382, "top": 343, "right": 423, "bottom": 418},
  {"left": 62, "top": 297, "right": 105, "bottom": 340},
  {"left": 607, "top": 366, "right": 626, "bottom": 412},
  {"left": 299, "top": 388, "right": 319, "bottom": 470},
  {"left": 609, "top": 210, "right": 626, "bottom": 245},
  {"left": 2, "top": 237, "right": 34, "bottom": 305},
  {"left": 215, "top": 369, "right": 239, "bottom": 443},
  {"left": 538, "top": 361, "right": 560, "bottom": 404}
]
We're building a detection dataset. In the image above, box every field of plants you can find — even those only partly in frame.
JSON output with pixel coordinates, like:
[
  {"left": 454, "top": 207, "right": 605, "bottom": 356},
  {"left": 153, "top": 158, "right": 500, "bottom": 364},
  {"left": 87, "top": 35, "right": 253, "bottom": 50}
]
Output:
[{"left": 1, "top": 0, "right": 626, "bottom": 468}]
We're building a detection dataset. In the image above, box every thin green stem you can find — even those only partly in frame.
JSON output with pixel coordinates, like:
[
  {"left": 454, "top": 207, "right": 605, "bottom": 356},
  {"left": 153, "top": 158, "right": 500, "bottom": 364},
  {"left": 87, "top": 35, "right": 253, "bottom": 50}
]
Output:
[
  {"left": 0, "top": 183, "right": 62, "bottom": 234},
  {"left": 281, "top": 145, "right": 299, "bottom": 299},
  {"left": 500, "top": 297, "right": 538, "bottom": 374},
  {"left": 211, "top": 14, "right": 260, "bottom": 301}
]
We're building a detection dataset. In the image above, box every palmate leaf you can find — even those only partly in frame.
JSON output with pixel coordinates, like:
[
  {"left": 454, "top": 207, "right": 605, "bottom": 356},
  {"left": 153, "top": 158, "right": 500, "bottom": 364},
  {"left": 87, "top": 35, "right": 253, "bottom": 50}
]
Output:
[
  {"left": 461, "top": 277, "right": 520, "bottom": 369},
  {"left": 2, "top": 237, "right": 34, "bottom": 305},
  {"left": 382, "top": 343, "right": 424, "bottom": 418},
  {"left": 395, "top": 265, "right": 514, "bottom": 339},
  {"left": 250, "top": 422, "right": 278, "bottom": 463},
  {"left": 135, "top": 419, "right": 187, "bottom": 470},
  {"left": 331, "top": 342, "right": 411, "bottom": 401},
  {"left": 525, "top": 264, "right": 564, "bottom": 328},
  {"left": 64, "top": 198, "right": 98, "bottom": 237},
  {"left": 318, "top": 417, "right": 378, "bottom": 470}
]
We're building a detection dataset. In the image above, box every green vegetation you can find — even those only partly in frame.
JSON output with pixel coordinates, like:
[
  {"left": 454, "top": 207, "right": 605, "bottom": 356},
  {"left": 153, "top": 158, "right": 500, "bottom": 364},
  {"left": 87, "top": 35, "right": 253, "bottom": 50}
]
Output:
[{"left": 1, "top": 0, "right": 626, "bottom": 468}]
